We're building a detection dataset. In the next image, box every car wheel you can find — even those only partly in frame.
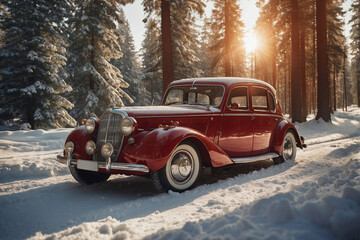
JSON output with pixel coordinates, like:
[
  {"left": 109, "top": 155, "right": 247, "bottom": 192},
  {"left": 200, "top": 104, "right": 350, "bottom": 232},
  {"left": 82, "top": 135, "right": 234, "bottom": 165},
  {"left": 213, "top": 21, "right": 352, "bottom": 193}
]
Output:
[
  {"left": 69, "top": 165, "right": 111, "bottom": 185},
  {"left": 273, "top": 131, "right": 297, "bottom": 165},
  {"left": 152, "top": 143, "right": 202, "bottom": 192}
]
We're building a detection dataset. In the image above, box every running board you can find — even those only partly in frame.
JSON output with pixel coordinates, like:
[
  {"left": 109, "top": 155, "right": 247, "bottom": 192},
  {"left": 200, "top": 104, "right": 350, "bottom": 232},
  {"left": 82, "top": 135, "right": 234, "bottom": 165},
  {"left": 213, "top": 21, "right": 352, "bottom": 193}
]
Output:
[{"left": 231, "top": 153, "right": 279, "bottom": 163}]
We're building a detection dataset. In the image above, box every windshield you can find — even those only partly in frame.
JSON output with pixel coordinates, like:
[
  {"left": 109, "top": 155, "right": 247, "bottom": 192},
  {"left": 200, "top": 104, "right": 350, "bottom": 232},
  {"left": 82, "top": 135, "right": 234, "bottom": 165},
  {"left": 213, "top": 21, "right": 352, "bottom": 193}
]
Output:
[{"left": 163, "top": 85, "right": 224, "bottom": 108}]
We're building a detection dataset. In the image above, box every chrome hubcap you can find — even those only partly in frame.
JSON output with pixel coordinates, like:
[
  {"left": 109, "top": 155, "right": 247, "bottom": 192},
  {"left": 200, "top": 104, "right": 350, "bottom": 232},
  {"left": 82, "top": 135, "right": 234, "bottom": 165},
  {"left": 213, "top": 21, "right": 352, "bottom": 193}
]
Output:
[
  {"left": 283, "top": 136, "right": 294, "bottom": 160},
  {"left": 170, "top": 150, "right": 193, "bottom": 182}
]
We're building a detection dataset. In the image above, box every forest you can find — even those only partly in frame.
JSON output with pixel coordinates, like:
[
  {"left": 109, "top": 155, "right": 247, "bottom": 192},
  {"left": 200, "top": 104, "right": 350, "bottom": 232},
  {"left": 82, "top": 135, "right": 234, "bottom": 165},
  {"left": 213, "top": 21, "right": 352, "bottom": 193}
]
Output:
[{"left": 0, "top": 0, "right": 359, "bottom": 129}]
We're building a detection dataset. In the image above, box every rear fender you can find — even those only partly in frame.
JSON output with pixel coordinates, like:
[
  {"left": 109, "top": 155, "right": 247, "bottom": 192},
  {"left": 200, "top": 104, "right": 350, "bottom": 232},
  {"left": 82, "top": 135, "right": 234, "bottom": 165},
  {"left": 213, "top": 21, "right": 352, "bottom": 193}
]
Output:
[
  {"left": 273, "top": 120, "right": 303, "bottom": 155},
  {"left": 121, "top": 127, "right": 233, "bottom": 172}
]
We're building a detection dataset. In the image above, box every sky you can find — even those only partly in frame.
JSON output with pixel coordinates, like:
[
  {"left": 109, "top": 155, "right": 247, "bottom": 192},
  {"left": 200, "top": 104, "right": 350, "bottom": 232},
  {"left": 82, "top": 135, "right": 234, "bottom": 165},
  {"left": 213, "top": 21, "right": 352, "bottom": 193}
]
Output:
[{"left": 124, "top": 0, "right": 354, "bottom": 54}]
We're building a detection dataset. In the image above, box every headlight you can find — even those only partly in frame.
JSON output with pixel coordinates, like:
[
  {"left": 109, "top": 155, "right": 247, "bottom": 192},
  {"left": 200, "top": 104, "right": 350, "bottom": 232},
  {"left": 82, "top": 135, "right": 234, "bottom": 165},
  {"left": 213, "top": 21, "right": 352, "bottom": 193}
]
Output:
[
  {"left": 85, "top": 140, "right": 96, "bottom": 155},
  {"left": 101, "top": 143, "right": 113, "bottom": 158},
  {"left": 64, "top": 141, "right": 74, "bottom": 154},
  {"left": 120, "top": 117, "right": 136, "bottom": 136},
  {"left": 85, "top": 117, "right": 96, "bottom": 134}
]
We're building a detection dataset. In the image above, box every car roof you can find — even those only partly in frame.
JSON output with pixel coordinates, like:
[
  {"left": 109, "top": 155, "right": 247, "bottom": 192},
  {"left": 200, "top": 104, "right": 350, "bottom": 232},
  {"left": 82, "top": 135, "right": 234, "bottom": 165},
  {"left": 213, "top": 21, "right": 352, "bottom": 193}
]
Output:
[{"left": 169, "top": 77, "right": 276, "bottom": 94}]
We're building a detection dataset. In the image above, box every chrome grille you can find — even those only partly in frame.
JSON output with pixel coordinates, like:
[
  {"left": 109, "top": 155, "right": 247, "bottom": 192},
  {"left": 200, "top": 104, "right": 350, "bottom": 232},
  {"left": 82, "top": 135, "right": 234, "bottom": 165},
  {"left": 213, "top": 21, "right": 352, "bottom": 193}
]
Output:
[{"left": 94, "top": 112, "right": 124, "bottom": 162}]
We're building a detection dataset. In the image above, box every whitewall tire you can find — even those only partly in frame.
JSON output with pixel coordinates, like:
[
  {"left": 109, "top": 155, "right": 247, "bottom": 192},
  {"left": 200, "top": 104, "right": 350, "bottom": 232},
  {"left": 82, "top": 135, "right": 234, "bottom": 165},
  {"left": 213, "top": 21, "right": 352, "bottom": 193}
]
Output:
[{"left": 152, "top": 143, "right": 201, "bottom": 192}]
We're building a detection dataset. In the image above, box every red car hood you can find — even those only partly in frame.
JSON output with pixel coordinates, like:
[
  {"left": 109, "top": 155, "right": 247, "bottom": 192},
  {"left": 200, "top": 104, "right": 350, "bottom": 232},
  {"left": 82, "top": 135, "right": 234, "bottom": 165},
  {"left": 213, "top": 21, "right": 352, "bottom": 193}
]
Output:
[{"left": 118, "top": 105, "right": 220, "bottom": 118}]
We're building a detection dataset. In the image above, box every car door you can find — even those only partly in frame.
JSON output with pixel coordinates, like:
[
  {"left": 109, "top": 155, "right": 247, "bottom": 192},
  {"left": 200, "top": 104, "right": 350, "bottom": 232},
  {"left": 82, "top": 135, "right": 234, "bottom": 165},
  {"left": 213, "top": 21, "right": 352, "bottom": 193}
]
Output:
[
  {"left": 218, "top": 86, "right": 254, "bottom": 158},
  {"left": 250, "top": 86, "right": 278, "bottom": 155}
]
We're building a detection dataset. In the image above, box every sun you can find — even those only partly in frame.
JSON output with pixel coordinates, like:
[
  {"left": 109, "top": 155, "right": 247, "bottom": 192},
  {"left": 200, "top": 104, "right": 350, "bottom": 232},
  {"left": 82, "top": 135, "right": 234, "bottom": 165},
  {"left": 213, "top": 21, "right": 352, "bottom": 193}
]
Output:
[{"left": 244, "top": 31, "right": 258, "bottom": 53}]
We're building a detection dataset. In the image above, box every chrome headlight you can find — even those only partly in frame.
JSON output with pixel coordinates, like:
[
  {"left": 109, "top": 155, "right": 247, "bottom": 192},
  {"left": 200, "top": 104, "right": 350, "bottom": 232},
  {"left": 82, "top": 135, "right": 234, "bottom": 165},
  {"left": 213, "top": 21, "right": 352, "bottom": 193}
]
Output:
[
  {"left": 85, "top": 140, "right": 96, "bottom": 155},
  {"left": 101, "top": 143, "right": 114, "bottom": 158},
  {"left": 64, "top": 141, "right": 74, "bottom": 154},
  {"left": 85, "top": 117, "right": 96, "bottom": 134},
  {"left": 120, "top": 117, "right": 136, "bottom": 136}
]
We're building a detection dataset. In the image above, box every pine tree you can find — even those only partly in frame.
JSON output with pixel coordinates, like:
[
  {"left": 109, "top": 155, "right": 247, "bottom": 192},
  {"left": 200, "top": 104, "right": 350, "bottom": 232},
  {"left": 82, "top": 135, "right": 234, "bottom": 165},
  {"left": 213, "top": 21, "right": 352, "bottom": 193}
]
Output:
[
  {"left": 143, "top": 0, "right": 204, "bottom": 91},
  {"left": 198, "top": 17, "right": 212, "bottom": 77},
  {"left": 67, "top": 0, "right": 133, "bottom": 120},
  {"left": 316, "top": 0, "right": 331, "bottom": 122},
  {"left": 209, "top": 0, "right": 246, "bottom": 77},
  {"left": 349, "top": 0, "right": 360, "bottom": 106},
  {"left": 327, "top": 0, "right": 346, "bottom": 111},
  {"left": 170, "top": 1, "right": 204, "bottom": 79},
  {"left": 112, "top": 8, "right": 143, "bottom": 106},
  {"left": 0, "top": 0, "right": 76, "bottom": 128},
  {"left": 141, "top": 18, "right": 163, "bottom": 105}
]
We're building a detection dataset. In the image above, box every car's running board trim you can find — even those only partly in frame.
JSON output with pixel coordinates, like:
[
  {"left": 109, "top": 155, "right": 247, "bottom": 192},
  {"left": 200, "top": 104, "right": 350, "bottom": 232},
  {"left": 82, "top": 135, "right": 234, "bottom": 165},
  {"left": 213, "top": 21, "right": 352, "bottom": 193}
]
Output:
[{"left": 231, "top": 153, "right": 279, "bottom": 163}]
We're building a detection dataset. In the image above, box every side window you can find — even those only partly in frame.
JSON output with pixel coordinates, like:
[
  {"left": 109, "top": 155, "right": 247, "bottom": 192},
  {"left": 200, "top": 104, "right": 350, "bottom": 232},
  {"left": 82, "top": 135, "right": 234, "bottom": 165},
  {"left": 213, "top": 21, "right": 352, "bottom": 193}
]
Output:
[
  {"left": 227, "top": 87, "right": 248, "bottom": 110},
  {"left": 268, "top": 92, "right": 276, "bottom": 111},
  {"left": 165, "top": 89, "right": 184, "bottom": 105},
  {"left": 252, "top": 87, "right": 268, "bottom": 110}
]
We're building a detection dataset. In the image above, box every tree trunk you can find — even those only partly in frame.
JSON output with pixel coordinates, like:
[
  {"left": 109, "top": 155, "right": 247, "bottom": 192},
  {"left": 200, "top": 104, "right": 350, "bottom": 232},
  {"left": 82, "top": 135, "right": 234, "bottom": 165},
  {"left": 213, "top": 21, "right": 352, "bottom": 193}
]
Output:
[
  {"left": 312, "top": 3, "right": 317, "bottom": 115},
  {"left": 315, "top": 0, "right": 331, "bottom": 122},
  {"left": 272, "top": 44, "right": 277, "bottom": 89},
  {"left": 333, "top": 67, "right": 337, "bottom": 111},
  {"left": 290, "top": 0, "right": 303, "bottom": 123},
  {"left": 90, "top": 32, "right": 95, "bottom": 91},
  {"left": 343, "top": 50, "right": 347, "bottom": 111},
  {"left": 300, "top": 24, "right": 307, "bottom": 121},
  {"left": 224, "top": 0, "right": 232, "bottom": 77},
  {"left": 161, "top": 0, "right": 174, "bottom": 94}
]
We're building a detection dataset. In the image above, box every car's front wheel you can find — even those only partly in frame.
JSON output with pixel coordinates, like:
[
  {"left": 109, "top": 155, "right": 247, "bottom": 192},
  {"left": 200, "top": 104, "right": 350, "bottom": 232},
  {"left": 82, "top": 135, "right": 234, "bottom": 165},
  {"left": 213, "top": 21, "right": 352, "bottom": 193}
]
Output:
[
  {"left": 69, "top": 165, "right": 111, "bottom": 185},
  {"left": 273, "top": 131, "right": 297, "bottom": 165},
  {"left": 152, "top": 143, "right": 201, "bottom": 192}
]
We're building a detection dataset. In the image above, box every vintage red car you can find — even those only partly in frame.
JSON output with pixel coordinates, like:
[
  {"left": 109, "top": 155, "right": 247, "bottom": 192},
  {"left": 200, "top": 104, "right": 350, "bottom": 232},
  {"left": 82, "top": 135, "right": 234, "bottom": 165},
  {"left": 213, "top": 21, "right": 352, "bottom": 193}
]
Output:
[{"left": 56, "top": 77, "right": 306, "bottom": 192}]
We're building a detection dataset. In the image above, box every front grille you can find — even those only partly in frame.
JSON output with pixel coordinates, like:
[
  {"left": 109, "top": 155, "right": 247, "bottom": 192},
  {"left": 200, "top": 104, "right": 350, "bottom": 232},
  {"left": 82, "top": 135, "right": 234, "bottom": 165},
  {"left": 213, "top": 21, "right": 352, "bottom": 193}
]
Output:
[{"left": 94, "top": 112, "right": 124, "bottom": 162}]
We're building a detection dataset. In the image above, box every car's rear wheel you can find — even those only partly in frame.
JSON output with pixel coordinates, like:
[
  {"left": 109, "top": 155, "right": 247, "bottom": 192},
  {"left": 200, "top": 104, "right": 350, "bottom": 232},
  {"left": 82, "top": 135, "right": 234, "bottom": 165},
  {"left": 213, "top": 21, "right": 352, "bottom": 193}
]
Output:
[
  {"left": 69, "top": 165, "right": 111, "bottom": 185},
  {"left": 152, "top": 143, "right": 201, "bottom": 192},
  {"left": 273, "top": 131, "right": 297, "bottom": 165}
]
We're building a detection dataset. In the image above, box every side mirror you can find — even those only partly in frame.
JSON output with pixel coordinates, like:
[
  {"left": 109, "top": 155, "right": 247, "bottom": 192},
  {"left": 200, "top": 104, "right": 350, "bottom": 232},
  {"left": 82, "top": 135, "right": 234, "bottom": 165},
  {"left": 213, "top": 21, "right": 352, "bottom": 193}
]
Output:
[{"left": 231, "top": 103, "right": 240, "bottom": 109}]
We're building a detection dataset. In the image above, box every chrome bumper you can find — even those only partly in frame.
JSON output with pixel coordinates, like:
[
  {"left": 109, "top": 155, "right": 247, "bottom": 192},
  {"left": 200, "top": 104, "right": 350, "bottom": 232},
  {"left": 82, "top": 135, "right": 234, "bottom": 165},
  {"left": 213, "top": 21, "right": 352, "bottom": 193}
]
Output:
[{"left": 56, "top": 155, "right": 149, "bottom": 173}]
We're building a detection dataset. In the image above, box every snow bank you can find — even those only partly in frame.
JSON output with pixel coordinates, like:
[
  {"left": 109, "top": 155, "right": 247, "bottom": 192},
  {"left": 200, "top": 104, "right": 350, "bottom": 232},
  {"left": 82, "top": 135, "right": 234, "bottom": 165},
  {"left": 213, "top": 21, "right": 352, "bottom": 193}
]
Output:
[
  {"left": 0, "top": 128, "right": 72, "bottom": 182},
  {"left": 146, "top": 159, "right": 360, "bottom": 240}
]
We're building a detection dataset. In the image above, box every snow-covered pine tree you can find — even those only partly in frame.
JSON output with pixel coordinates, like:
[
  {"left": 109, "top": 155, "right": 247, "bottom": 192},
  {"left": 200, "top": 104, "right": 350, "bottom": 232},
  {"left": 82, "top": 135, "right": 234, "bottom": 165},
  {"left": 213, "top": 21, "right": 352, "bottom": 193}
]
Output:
[
  {"left": 209, "top": 0, "right": 246, "bottom": 77},
  {"left": 142, "top": 0, "right": 204, "bottom": 81},
  {"left": 67, "top": 0, "right": 133, "bottom": 120},
  {"left": 170, "top": 1, "right": 204, "bottom": 79},
  {"left": 0, "top": 0, "right": 76, "bottom": 128},
  {"left": 198, "top": 17, "right": 212, "bottom": 77},
  {"left": 112, "top": 7, "right": 144, "bottom": 106},
  {"left": 141, "top": 18, "right": 163, "bottom": 105}
]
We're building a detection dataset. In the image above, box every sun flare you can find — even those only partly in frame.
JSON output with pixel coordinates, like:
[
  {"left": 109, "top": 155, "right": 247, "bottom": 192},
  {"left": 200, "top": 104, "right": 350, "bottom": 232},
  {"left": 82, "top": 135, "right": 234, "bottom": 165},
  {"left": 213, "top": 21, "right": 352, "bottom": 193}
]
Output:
[{"left": 244, "top": 31, "right": 258, "bottom": 53}]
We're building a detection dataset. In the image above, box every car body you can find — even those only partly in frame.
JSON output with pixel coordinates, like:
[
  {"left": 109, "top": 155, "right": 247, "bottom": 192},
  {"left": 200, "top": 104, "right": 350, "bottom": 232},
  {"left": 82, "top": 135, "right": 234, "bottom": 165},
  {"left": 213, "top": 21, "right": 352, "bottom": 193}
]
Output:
[{"left": 56, "top": 77, "right": 305, "bottom": 192}]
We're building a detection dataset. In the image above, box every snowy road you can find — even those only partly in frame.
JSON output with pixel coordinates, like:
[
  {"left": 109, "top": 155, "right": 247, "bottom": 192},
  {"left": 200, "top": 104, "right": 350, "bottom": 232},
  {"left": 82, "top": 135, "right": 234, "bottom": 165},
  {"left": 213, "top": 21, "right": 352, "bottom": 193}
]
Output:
[{"left": 0, "top": 109, "right": 359, "bottom": 240}]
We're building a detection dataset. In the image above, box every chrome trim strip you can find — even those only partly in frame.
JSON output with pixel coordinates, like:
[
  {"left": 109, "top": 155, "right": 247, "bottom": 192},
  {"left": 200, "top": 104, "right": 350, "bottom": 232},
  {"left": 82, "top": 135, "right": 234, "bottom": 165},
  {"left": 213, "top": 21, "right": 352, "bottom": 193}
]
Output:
[
  {"left": 231, "top": 153, "right": 279, "bottom": 163},
  {"left": 222, "top": 113, "right": 281, "bottom": 118},
  {"left": 56, "top": 156, "right": 149, "bottom": 173},
  {"left": 135, "top": 114, "right": 220, "bottom": 119},
  {"left": 98, "top": 162, "right": 149, "bottom": 173}
]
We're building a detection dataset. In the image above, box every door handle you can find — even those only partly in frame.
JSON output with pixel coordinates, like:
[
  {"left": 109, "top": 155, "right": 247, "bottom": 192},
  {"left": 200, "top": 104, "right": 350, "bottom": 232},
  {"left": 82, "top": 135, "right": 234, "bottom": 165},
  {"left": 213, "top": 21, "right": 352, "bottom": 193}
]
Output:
[{"left": 251, "top": 116, "right": 255, "bottom": 120}]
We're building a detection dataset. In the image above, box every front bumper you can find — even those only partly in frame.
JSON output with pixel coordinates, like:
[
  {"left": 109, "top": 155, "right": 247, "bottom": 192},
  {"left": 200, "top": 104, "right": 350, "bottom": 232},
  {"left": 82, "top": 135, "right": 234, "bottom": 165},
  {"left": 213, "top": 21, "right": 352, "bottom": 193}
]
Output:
[{"left": 56, "top": 155, "right": 149, "bottom": 173}]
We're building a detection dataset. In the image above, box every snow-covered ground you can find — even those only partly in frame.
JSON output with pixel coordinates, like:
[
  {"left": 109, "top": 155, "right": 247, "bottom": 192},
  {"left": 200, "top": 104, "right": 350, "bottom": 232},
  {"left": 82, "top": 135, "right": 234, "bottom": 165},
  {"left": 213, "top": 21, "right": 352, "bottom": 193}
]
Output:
[{"left": 0, "top": 107, "right": 359, "bottom": 240}]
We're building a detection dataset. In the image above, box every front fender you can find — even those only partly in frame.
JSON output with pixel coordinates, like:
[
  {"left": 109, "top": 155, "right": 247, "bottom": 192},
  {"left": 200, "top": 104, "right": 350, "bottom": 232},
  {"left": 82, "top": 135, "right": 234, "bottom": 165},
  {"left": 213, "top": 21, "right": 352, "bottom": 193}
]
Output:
[
  {"left": 65, "top": 125, "right": 93, "bottom": 160},
  {"left": 120, "top": 127, "right": 233, "bottom": 172},
  {"left": 273, "top": 120, "right": 303, "bottom": 155}
]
